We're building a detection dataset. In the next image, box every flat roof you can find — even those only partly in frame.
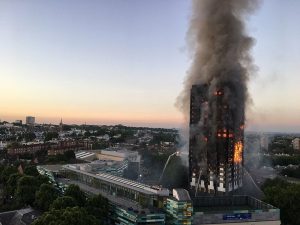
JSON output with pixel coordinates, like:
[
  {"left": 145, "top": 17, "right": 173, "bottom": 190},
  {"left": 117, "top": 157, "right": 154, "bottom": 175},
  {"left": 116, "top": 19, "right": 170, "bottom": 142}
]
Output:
[
  {"left": 37, "top": 164, "right": 64, "bottom": 173},
  {"left": 192, "top": 195, "right": 278, "bottom": 213},
  {"left": 173, "top": 189, "right": 191, "bottom": 201},
  {"left": 75, "top": 151, "right": 95, "bottom": 158},
  {"left": 63, "top": 164, "right": 169, "bottom": 196}
]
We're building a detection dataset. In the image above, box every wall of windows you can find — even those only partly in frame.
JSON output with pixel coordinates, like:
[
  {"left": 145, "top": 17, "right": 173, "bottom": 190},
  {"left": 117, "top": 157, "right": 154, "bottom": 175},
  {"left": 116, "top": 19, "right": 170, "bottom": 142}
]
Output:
[{"left": 62, "top": 169, "right": 166, "bottom": 209}]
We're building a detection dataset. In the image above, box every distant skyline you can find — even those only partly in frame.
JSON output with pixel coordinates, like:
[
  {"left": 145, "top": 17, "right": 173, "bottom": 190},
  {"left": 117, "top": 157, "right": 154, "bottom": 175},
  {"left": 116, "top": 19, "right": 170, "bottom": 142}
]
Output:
[{"left": 1, "top": 0, "right": 300, "bottom": 132}]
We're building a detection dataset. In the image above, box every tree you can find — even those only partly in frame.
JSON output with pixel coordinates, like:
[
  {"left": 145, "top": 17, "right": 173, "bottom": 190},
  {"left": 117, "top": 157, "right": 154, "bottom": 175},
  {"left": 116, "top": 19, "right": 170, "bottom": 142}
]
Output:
[
  {"left": 50, "top": 196, "right": 77, "bottom": 210},
  {"left": 281, "top": 166, "right": 300, "bottom": 179},
  {"left": 15, "top": 175, "right": 37, "bottom": 205},
  {"left": 64, "top": 184, "right": 86, "bottom": 206},
  {"left": 32, "top": 207, "right": 100, "bottom": 225},
  {"left": 44, "top": 132, "right": 59, "bottom": 142},
  {"left": 24, "top": 165, "right": 39, "bottom": 176},
  {"left": 263, "top": 178, "right": 300, "bottom": 225},
  {"left": 36, "top": 174, "right": 50, "bottom": 186},
  {"left": 35, "top": 184, "right": 59, "bottom": 211},
  {"left": 5, "top": 173, "right": 23, "bottom": 198},
  {"left": 84, "top": 131, "right": 91, "bottom": 137},
  {"left": 0, "top": 166, "right": 18, "bottom": 183},
  {"left": 63, "top": 150, "right": 75, "bottom": 161},
  {"left": 85, "top": 194, "right": 109, "bottom": 221},
  {"left": 24, "top": 132, "right": 36, "bottom": 142}
]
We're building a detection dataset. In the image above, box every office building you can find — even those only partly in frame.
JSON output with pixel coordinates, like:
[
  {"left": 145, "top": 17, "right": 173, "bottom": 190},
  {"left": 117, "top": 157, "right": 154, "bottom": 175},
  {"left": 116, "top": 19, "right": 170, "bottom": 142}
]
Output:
[{"left": 166, "top": 189, "right": 193, "bottom": 225}]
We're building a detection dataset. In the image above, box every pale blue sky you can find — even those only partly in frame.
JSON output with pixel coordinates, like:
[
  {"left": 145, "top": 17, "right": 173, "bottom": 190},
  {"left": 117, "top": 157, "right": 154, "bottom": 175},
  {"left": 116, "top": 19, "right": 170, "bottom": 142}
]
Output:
[{"left": 0, "top": 0, "right": 299, "bottom": 132}]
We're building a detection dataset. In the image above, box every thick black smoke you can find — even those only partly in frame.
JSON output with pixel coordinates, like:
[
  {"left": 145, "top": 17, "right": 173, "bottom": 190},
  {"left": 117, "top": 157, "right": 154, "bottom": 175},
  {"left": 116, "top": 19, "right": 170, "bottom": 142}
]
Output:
[{"left": 177, "top": 0, "right": 260, "bottom": 125}]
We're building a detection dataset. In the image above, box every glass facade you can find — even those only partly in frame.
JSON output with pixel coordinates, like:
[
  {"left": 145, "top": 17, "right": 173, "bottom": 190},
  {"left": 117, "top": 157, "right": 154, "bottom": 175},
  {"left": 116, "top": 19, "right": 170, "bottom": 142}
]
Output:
[
  {"left": 166, "top": 198, "right": 193, "bottom": 225},
  {"left": 62, "top": 168, "right": 166, "bottom": 209},
  {"left": 114, "top": 206, "right": 165, "bottom": 225}
]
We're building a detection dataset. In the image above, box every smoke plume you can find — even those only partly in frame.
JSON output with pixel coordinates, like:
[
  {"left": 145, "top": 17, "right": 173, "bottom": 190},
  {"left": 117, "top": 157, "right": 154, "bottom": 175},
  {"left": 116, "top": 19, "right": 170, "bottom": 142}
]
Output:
[{"left": 177, "top": 0, "right": 260, "bottom": 122}]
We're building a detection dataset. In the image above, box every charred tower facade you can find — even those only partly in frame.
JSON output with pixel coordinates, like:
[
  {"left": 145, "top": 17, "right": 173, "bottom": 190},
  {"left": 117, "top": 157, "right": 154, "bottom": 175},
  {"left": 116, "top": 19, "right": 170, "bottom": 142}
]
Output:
[{"left": 189, "top": 84, "right": 244, "bottom": 195}]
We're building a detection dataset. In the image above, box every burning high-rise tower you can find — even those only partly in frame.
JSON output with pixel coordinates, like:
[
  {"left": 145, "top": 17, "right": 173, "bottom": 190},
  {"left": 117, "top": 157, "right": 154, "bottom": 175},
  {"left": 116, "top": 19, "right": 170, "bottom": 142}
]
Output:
[
  {"left": 189, "top": 84, "right": 244, "bottom": 195},
  {"left": 176, "top": 0, "right": 259, "bottom": 195}
]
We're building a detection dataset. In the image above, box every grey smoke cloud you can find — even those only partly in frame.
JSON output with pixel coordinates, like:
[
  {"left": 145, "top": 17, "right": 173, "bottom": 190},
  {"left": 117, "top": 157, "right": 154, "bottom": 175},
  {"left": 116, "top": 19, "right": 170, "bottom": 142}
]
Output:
[{"left": 176, "top": 0, "right": 260, "bottom": 124}]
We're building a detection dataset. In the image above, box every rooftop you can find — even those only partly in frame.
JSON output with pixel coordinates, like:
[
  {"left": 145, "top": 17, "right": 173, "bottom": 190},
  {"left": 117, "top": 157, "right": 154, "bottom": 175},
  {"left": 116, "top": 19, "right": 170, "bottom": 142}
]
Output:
[
  {"left": 63, "top": 164, "right": 169, "bottom": 196},
  {"left": 37, "top": 164, "right": 64, "bottom": 173},
  {"left": 172, "top": 189, "right": 191, "bottom": 201},
  {"left": 193, "top": 195, "right": 278, "bottom": 214}
]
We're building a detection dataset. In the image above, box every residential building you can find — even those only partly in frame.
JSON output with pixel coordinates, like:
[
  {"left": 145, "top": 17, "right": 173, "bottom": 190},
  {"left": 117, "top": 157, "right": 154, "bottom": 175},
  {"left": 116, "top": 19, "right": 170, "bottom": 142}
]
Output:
[
  {"left": 189, "top": 84, "right": 244, "bottom": 195},
  {"left": 25, "top": 116, "right": 35, "bottom": 125},
  {"left": 47, "top": 140, "right": 92, "bottom": 155},
  {"left": 7, "top": 140, "right": 91, "bottom": 156}
]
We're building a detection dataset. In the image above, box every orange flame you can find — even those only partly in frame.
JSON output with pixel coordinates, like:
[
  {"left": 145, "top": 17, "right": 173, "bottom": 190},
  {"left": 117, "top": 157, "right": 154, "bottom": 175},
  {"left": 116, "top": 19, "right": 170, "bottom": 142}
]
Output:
[{"left": 234, "top": 141, "right": 243, "bottom": 164}]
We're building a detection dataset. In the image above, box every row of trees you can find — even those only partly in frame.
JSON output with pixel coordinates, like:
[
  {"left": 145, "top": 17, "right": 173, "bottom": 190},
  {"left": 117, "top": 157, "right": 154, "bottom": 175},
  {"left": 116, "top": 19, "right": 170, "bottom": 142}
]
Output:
[
  {"left": 33, "top": 184, "right": 109, "bottom": 225},
  {"left": 262, "top": 178, "right": 300, "bottom": 225},
  {"left": 150, "top": 132, "right": 178, "bottom": 145},
  {"left": 0, "top": 165, "right": 50, "bottom": 211},
  {"left": 281, "top": 166, "right": 300, "bottom": 179},
  {"left": 268, "top": 136, "right": 294, "bottom": 154},
  {"left": 0, "top": 164, "right": 109, "bottom": 225},
  {"left": 13, "top": 149, "right": 77, "bottom": 165},
  {"left": 262, "top": 155, "right": 300, "bottom": 166}
]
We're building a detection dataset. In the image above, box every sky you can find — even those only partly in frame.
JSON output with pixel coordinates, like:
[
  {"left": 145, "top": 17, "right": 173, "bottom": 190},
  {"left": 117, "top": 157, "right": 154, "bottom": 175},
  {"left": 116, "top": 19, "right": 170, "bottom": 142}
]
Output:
[{"left": 0, "top": 0, "right": 299, "bottom": 132}]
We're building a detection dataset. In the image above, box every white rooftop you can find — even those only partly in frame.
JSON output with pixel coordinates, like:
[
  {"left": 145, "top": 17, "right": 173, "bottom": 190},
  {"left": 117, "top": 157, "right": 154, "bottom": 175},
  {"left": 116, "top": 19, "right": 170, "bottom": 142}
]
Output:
[{"left": 63, "top": 164, "right": 169, "bottom": 196}]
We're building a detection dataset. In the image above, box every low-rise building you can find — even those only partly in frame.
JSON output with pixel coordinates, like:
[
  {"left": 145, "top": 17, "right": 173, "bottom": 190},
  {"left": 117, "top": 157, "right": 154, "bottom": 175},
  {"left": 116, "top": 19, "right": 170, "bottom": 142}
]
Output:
[
  {"left": 193, "top": 195, "right": 280, "bottom": 225},
  {"left": 114, "top": 206, "right": 165, "bottom": 225},
  {"left": 0, "top": 207, "right": 40, "bottom": 225},
  {"left": 7, "top": 142, "right": 45, "bottom": 155},
  {"left": 37, "top": 164, "right": 280, "bottom": 225},
  {"left": 48, "top": 140, "right": 91, "bottom": 156},
  {"left": 75, "top": 151, "right": 97, "bottom": 161},
  {"left": 7, "top": 140, "right": 91, "bottom": 156},
  {"left": 61, "top": 164, "right": 169, "bottom": 209}
]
